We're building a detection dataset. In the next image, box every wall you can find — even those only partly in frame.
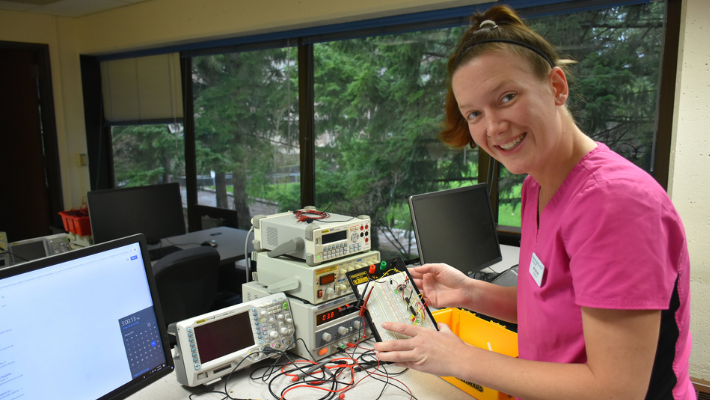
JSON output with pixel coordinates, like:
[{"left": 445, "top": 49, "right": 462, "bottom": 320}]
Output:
[
  {"left": 668, "top": 0, "right": 710, "bottom": 380},
  {"left": 75, "top": 0, "right": 487, "bottom": 56},
  {"left": 0, "top": 11, "right": 90, "bottom": 209},
  {"left": 0, "top": 0, "right": 707, "bottom": 381}
]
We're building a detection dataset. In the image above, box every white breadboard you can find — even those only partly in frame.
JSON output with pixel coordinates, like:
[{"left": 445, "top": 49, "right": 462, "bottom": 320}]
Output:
[{"left": 346, "top": 258, "right": 438, "bottom": 342}]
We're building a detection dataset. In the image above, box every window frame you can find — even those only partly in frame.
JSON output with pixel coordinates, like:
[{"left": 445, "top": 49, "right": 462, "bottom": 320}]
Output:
[{"left": 82, "top": 0, "right": 679, "bottom": 242}]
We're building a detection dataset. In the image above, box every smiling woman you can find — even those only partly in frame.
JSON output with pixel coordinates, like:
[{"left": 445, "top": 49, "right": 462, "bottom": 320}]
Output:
[{"left": 374, "top": 5, "right": 694, "bottom": 400}]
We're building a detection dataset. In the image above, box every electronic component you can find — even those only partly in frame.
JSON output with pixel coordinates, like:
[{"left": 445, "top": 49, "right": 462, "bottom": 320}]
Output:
[
  {"left": 169, "top": 293, "right": 295, "bottom": 387},
  {"left": 243, "top": 281, "right": 371, "bottom": 360},
  {"left": 0, "top": 231, "right": 8, "bottom": 270},
  {"left": 254, "top": 250, "right": 380, "bottom": 304},
  {"left": 7, "top": 233, "right": 71, "bottom": 266},
  {"left": 252, "top": 207, "right": 371, "bottom": 266},
  {"left": 409, "top": 183, "right": 502, "bottom": 276},
  {"left": 345, "top": 258, "right": 438, "bottom": 342}
]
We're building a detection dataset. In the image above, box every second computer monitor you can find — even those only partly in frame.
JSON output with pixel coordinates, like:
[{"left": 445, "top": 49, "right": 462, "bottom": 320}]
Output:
[
  {"left": 88, "top": 182, "right": 186, "bottom": 245},
  {"left": 408, "top": 183, "right": 502, "bottom": 276}
]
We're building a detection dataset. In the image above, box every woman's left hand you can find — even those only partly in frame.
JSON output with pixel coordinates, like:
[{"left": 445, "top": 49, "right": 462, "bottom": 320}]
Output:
[{"left": 373, "top": 321, "right": 471, "bottom": 377}]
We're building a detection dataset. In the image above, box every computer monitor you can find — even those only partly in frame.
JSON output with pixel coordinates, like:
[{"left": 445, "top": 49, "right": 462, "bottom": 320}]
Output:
[
  {"left": 88, "top": 183, "right": 186, "bottom": 245},
  {"left": 0, "top": 234, "right": 174, "bottom": 400},
  {"left": 408, "top": 183, "right": 502, "bottom": 276}
]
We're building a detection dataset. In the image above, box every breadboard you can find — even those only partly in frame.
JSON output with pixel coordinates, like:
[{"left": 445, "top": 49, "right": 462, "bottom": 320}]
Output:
[{"left": 345, "top": 258, "right": 437, "bottom": 342}]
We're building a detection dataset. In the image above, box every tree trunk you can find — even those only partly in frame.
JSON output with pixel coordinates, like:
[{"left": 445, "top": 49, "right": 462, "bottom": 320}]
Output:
[
  {"left": 232, "top": 167, "right": 251, "bottom": 230},
  {"left": 215, "top": 172, "right": 228, "bottom": 208}
]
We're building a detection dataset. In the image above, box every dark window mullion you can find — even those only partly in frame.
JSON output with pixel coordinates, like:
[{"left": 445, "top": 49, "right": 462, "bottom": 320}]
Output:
[
  {"left": 180, "top": 56, "right": 199, "bottom": 232},
  {"left": 299, "top": 41, "right": 316, "bottom": 208}
]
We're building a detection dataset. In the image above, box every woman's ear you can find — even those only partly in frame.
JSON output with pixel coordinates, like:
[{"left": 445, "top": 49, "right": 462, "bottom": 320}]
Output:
[{"left": 549, "top": 67, "right": 569, "bottom": 106}]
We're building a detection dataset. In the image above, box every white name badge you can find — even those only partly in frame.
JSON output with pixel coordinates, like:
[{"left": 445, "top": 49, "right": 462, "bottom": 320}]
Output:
[{"left": 529, "top": 253, "right": 545, "bottom": 287}]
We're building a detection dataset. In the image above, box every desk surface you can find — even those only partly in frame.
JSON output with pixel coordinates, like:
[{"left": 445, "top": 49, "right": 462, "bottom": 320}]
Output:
[
  {"left": 159, "top": 227, "right": 252, "bottom": 267},
  {"left": 127, "top": 348, "right": 478, "bottom": 400},
  {"left": 127, "top": 243, "right": 521, "bottom": 399}
]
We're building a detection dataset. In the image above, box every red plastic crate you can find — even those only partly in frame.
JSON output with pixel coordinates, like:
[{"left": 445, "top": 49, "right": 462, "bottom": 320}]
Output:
[{"left": 59, "top": 210, "right": 92, "bottom": 236}]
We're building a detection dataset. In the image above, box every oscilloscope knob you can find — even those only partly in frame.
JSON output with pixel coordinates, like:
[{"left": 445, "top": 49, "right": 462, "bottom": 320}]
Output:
[
  {"left": 280, "top": 327, "right": 289, "bottom": 335},
  {"left": 337, "top": 326, "right": 349, "bottom": 336},
  {"left": 322, "top": 332, "right": 332, "bottom": 342},
  {"left": 269, "top": 331, "right": 279, "bottom": 339}
]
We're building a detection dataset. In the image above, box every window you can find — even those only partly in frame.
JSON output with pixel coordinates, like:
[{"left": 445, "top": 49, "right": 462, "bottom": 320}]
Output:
[
  {"left": 110, "top": 123, "right": 187, "bottom": 224},
  {"left": 89, "top": 0, "right": 675, "bottom": 252},
  {"left": 191, "top": 47, "right": 299, "bottom": 229},
  {"left": 495, "top": 2, "right": 666, "bottom": 228},
  {"left": 313, "top": 28, "right": 477, "bottom": 260}
]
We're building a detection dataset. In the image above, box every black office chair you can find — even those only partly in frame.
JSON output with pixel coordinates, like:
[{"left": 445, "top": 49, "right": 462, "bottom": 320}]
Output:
[
  {"left": 195, "top": 205, "right": 238, "bottom": 230},
  {"left": 152, "top": 246, "right": 222, "bottom": 329},
  {"left": 153, "top": 246, "right": 242, "bottom": 333}
]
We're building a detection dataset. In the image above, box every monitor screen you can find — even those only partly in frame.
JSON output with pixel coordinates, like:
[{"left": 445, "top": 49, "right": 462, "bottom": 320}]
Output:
[
  {"left": 88, "top": 183, "right": 186, "bottom": 245},
  {"left": 408, "top": 183, "right": 502, "bottom": 276},
  {"left": 9, "top": 239, "right": 46, "bottom": 264},
  {"left": 0, "top": 234, "right": 174, "bottom": 400}
]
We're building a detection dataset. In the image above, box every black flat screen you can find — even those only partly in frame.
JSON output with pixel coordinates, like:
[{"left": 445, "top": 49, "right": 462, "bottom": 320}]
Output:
[
  {"left": 88, "top": 183, "right": 186, "bottom": 245},
  {"left": 408, "top": 183, "right": 502, "bottom": 276}
]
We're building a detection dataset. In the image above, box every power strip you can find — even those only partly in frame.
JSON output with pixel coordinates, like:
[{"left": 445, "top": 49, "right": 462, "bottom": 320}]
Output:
[{"left": 345, "top": 257, "right": 437, "bottom": 342}]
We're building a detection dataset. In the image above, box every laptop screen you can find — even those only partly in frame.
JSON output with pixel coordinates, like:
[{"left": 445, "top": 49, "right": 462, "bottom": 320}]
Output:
[
  {"left": 408, "top": 183, "right": 502, "bottom": 276},
  {"left": 0, "top": 234, "right": 173, "bottom": 400}
]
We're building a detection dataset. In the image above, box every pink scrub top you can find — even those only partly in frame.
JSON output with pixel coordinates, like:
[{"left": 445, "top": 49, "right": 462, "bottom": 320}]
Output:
[{"left": 517, "top": 143, "right": 693, "bottom": 399}]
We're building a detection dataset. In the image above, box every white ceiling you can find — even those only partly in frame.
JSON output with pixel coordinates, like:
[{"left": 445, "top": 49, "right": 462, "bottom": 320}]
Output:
[{"left": 0, "top": 0, "right": 152, "bottom": 17}]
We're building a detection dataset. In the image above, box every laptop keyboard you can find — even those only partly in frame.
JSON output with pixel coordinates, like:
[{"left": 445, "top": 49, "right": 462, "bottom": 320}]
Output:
[{"left": 148, "top": 245, "right": 182, "bottom": 261}]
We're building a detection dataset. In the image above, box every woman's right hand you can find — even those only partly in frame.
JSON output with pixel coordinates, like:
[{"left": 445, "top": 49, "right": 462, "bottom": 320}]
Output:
[{"left": 409, "top": 263, "right": 472, "bottom": 309}]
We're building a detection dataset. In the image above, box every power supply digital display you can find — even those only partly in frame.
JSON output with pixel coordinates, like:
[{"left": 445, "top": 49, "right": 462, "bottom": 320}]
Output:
[{"left": 316, "top": 303, "right": 358, "bottom": 326}]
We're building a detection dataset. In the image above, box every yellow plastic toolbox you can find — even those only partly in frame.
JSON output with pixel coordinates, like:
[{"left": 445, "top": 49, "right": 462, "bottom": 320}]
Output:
[{"left": 432, "top": 308, "right": 518, "bottom": 400}]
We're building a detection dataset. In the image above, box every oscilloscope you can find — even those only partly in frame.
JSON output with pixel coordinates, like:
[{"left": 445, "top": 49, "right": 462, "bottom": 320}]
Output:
[{"left": 169, "top": 292, "right": 295, "bottom": 387}]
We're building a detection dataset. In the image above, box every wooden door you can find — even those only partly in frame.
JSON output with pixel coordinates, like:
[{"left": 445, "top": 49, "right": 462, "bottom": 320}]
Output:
[{"left": 0, "top": 47, "right": 52, "bottom": 241}]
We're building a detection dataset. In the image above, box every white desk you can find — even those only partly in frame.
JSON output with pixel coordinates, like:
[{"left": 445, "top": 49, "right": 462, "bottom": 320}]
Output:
[{"left": 126, "top": 350, "right": 479, "bottom": 400}]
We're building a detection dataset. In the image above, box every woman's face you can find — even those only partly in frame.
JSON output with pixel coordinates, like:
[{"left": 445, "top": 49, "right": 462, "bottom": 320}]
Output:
[{"left": 452, "top": 51, "right": 567, "bottom": 177}]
